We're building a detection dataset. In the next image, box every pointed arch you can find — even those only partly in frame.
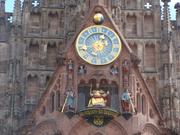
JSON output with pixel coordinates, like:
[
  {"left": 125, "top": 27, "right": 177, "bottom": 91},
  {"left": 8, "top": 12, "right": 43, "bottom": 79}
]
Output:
[
  {"left": 47, "top": 42, "right": 57, "bottom": 67},
  {"left": 136, "top": 93, "right": 141, "bottom": 113},
  {"left": 69, "top": 120, "right": 128, "bottom": 135},
  {"left": 29, "top": 12, "right": 41, "bottom": 34},
  {"left": 27, "top": 74, "right": 39, "bottom": 101},
  {"left": 144, "top": 43, "right": 156, "bottom": 69},
  {"left": 125, "top": 0, "right": 137, "bottom": 9},
  {"left": 48, "top": 11, "right": 59, "bottom": 35},
  {"left": 50, "top": 91, "right": 55, "bottom": 112},
  {"left": 99, "top": 79, "right": 109, "bottom": 90},
  {"left": 126, "top": 14, "right": 137, "bottom": 36},
  {"left": 56, "top": 91, "right": 61, "bottom": 110},
  {"left": 142, "top": 94, "right": 147, "bottom": 115},
  {"left": 78, "top": 80, "right": 89, "bottom": 111},
  {"left": 144, "top": 13, "right": 154, "bottom": 36},
  {"left": 28, "top": 42, "right": 39, "bottom": 66},
  {"left": 142, "top": 123, "right": 161, "bottom": 135},
  {"left": 45, "top": 75, "right": 50, "bottom": 87},
  {"left": 32, "top": 120, "right": 58, "bottom": 135},
  {"left": 110, "top": 81, "right": 119, "bottom": 110}
]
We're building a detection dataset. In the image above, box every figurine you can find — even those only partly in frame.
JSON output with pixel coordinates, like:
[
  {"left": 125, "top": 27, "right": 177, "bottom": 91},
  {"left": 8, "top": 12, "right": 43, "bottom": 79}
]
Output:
[
  {"left": 67, "top": 59, "right": 73, "bottom": 71},
  {"left": 78, "top": 65, "right": 86, "bottom": 75},
  {"left": 110, "top": 65, "right": 118, "bottom": 75},
  {"left": 121, "top": 89, "right": 133, "bottom": 112},
  {"left": 88, "top": 89, "right": 109, "bottom": 107},
  {"left": 66, "top": 90, "right": 75, "bottom": 110},
  {"left": 122, "top": 60, "right": 129, "bottom": 73}
]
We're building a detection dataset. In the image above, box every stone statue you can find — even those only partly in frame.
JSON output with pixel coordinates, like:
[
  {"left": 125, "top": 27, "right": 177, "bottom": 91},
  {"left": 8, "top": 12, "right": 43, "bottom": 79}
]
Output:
[
  {"left": 67, "top": 59, "right": 73, "bottom": 71},
  {"left": 78, "top": 65, "right": 86, "bottom": 75},
  {"left": 66, "top": 90, "right": 75, "bottom": 109},
  {"left": 110, "top": 65, "right": 118, "bottom": 75},
  {"left": 121, "top": 89, "right": 132, "bottom": 112},
  {"left": 88, "top": 90, "right": 109, "bottom": 107}
]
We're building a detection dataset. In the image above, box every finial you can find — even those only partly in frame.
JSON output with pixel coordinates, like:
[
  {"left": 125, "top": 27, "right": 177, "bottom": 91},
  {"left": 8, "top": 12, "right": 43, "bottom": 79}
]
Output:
[
  {"left": 161, "top": 0, "right": 171, "bottom": 2},
  {"left": 174, "top": 2, "right": 180, "bottom": 10},
  {"left": 87, "top": 0, "right": 106, "bottom": 8},
  {"left": 0, "top": 0, "right": 5, "bottom": 3},
  {"left": 12, "top": 0, "right": 21, "bottom": 26}
]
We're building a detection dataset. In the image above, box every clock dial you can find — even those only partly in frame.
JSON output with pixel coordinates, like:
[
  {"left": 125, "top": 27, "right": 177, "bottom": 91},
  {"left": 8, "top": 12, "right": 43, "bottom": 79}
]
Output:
[{"left": 76, "top": 25, "right": 122, "bottom": 65}]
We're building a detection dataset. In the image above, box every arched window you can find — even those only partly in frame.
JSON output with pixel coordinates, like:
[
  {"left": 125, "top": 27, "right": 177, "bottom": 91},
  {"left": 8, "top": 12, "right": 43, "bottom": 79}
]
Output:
[
  {"left": 48, "top": 12, "right": 59, "bottom": 35},
  {"left": 50, "top": 92, "right": 55, "bottom": 112},
  {"left": 78, "top": 80, "right": 90, "bottom": 111},
  {"left": 28, "top": 43, "right": 39, "bottom": 67},
  {"left": 29, "top": 13, "right": 41, "bottom": 34},
  {"left": 136, "top": 93, "right": 141, "bottom": 112},
  {"left": 110, "top": 81, "right": 119, "bottom": 110},
  {"left": 27, "top": 75, "right": 38, "bottom": 102},
  {"left": 144, "top": 44, "right": 155, "bottom": 69},
  {"left": 47, "top": 43, "right": 57, "bottom": 67},
  {"left": 99, "top": 79, "right": 108, "bottom": 91},
  {"left": 45, "top": 76, "right": 50, "bottom": 87},
  {"left": 142, "top": 95, "right": 146, "bottom": 115},
  {"left": 126, "top": 14, "right": 137, "bottom": 36},
  {"left": 125, "top": 0, "right": 137, "bottom": 9},
  {"left": 144, "top": 14, "right": 154, "bottom": 36},
  {"left": 56, "top": 91, "right": 60, "bottom": 110}
]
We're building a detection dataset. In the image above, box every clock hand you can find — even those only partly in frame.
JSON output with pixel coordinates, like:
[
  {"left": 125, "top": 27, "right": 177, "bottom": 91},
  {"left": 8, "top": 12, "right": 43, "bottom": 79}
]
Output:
[
  {"left": 99, "top": 35, "right": 108, "bottom": 46},
  {"left": 80, "top": 45, "right": 87, "bottom": 51},
  {"left": 99, "top": 35, "right": 105, "bottom": 40},
  {"left": 103, "top": 40, "right": 108, "bottom": 46},
  {"left": 91, "top": 51, "right": 97, "bottom": 56}
]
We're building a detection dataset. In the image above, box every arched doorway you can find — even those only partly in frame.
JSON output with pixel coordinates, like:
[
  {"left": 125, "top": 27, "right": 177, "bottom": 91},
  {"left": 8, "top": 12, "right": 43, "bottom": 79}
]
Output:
[
  {"left": 69, "top": 120, "right": 128, "bottom": 135},
  {"left": 142, "top": 124, "right": 161, "bottom": 135},
  {"left": 32, "top": 120, "right": 58, "bottom": 135}
]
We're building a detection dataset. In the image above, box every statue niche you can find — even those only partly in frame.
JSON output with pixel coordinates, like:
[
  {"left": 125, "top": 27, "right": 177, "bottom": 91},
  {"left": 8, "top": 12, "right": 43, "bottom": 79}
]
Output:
[
  {"left": 77, "top": 79, "right": 120, "bottom": 127},
  {"left": 77, "top": 79, "right": 119, "bottom": 111}
]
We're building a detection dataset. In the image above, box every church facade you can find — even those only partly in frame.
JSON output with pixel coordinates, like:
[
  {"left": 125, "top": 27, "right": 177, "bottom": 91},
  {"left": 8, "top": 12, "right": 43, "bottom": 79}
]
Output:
[{"left": 0, "top": 0, "right": 180, "bottom": 135}]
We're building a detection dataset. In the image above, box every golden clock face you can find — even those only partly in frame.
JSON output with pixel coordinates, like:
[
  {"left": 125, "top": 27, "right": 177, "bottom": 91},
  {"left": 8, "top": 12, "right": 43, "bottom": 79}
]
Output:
[{"left": 76, "top": 25, "right": 122, "bottom": 65}]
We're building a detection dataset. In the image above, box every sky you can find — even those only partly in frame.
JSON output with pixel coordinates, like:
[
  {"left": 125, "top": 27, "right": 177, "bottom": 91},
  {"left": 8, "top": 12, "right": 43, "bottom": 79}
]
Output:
[{"left": 4, "top": 0, "right": 180, "bottom": 20}]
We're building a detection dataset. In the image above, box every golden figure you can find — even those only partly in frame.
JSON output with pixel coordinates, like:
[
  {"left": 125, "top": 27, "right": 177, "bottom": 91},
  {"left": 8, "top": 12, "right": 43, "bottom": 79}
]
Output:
[{"left": 88, "top": 89, "right": 109, "bottom": 107}]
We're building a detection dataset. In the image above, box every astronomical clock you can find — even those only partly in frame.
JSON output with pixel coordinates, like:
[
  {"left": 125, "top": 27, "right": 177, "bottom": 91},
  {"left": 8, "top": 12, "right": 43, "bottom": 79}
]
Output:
[{"left": 76, "top": 25, "right": 122, "bottom": 65}]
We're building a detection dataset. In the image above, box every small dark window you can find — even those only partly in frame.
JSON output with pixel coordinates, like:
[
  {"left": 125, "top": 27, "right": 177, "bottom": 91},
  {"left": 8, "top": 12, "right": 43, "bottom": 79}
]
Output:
[
  {"left": 136, "top": 93, "right": 141, "bottom": 112},
  {"left": 50, "top": 92, "right": 55, "bottom": 112},
  {"left": 142, "top": 95, "right": 146, "bottom": 115},
  {"left": 56, "top": 91, "right": 61, "bottom": 110}
]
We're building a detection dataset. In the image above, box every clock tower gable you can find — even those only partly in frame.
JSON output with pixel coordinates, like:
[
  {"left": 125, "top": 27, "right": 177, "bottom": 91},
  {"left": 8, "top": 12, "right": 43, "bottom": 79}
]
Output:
[
  {"left": 65, "top": 4, "right": 133, "bottom": 67},
  {"left": 30, "top": 3, "right": 164, "bottom": 135}
]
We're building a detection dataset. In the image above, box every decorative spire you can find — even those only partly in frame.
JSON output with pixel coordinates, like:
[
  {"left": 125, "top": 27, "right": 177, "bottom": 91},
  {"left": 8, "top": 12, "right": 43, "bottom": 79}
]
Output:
[
  {"left": 175, "top": 2, "right": 180, "bottom": 27},
  {"left": 162, "top": 0, "right": 172, "bottom": 42},
  {"left": 12, "top": 0, "right": 21, "bottom": 26},
  {"left": 0, "top": 0, "right": 7, "bottom": 41},
  {"left": 0, "top": 0, "right": 5, "bottom": 13},
  {"left": 86, "top": 0, "right": 107, "bottom": 8}
]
